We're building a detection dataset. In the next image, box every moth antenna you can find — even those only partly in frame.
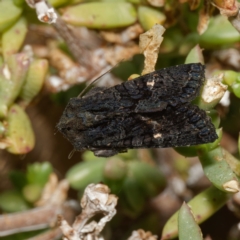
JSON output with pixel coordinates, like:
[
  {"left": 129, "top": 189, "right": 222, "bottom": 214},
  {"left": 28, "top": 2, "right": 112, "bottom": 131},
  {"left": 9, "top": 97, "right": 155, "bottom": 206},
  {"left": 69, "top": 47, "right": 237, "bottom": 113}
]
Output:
[
  {"left": 78, "top": 60, "right": 123, "bottom": 98},
  {"left": 68, "top": 148, "right": 76, "bottom": 159}
]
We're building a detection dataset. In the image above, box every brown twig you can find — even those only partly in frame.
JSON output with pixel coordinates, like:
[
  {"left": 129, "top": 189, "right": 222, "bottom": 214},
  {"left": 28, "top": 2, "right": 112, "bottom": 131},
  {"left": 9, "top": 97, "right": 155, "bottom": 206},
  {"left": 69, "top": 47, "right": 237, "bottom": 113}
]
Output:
[
  {"left": 0, "top": 201, "right": 78, "bottom": 237},
  {"left": 52, "top": 18, "right": 94, "bottom": 69}
]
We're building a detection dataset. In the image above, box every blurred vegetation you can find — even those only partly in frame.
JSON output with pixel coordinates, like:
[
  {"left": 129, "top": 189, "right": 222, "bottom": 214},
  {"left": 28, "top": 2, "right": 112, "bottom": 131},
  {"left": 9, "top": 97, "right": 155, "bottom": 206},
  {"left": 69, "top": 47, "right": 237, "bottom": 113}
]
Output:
[{"left": 0, "top": 0, "right": 240, "bottom": 240}]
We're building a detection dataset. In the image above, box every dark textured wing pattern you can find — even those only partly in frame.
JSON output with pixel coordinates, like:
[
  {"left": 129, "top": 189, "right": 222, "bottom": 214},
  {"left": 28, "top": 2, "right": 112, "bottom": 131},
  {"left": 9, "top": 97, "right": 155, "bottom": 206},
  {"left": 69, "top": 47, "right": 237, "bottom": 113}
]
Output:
[
  {"left": 57, "top": 63, "right": 218, "bottom": 157},
  {"left": 60, "top": 63, "right": 205, "bottom": 130},
  {"left": 64, "top": 104, "right": 217, "bottom": 151}
]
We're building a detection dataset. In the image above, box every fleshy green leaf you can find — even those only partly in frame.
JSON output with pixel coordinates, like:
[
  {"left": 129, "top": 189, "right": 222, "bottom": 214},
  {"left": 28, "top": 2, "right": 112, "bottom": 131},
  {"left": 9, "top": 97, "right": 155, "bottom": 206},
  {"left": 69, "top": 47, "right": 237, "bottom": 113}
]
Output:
[
  {"left": 19, "top": 59, "right": 48, "bottom": 106},
  {"left": 200, "top": 15, "right": 240, "bottom": 48},
  {"left": 185, "top": 44, "right": 204, "bottom": 64},
  {"left": 0, "top": 54, "right": 29, "bottom": 118},
  {"left": 198, "top": 147, "right": 239, "bottom": 192},
  {"left": 61, "top": 2, "right": 137, "bottom": 29},
  {"left": 26, "top": 162, "right": 53, "bottom": 187},
  {"left": 22, "top": 184, "right": 42, "bottom": 203},
  {"left": 138, "top": 6, "right": 166, "bottom": 30},
  {"left": 0, "top": 190, "right": 30, "bottom": 212},
  {"left": 127, "top": 161, "right": 166, "bottom": 198},
  {"left": 0, "top": 0, "right": 22, "bottom": 33},
  {"left": 66, "top": 158, "right": 107, "bottom": 189},
  {"left": 178, "top": 202, "right": 203, "bottom": 240},
  {"left": 162, "top": 186, "right": 230, "bottom": 239},
  {"left": 9, "top": 171, "right": 27, "bottom": 191},
  {"left": 2, "top": 17, "right": 27, "bottom": 60},
  {"left": 5, "top": 104, "right": 35, "bottom": 154}
]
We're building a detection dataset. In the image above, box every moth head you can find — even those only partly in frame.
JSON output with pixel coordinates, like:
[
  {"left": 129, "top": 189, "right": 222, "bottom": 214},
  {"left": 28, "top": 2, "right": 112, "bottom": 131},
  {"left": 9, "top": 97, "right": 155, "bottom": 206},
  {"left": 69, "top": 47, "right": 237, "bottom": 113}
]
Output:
[
  {"left": 57, "top": 117, "right": 75, "bottom": 139},
  {"left": 57, "top": 102, "right": 77, "bottom": 138},
  {"left": 57, "top": 104, "right": 95, "bottom": 138}
]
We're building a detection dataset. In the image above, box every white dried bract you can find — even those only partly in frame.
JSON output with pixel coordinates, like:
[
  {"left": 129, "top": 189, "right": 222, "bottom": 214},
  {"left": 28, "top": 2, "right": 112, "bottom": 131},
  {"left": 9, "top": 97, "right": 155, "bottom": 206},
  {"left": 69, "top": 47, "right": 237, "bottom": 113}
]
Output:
[
  {"left": 223, "top": 180, "right": 240, "bottom": 193},
  {"left": 100, "top": 24, "right": 143, "bottom": 44},
  {"left": 25, "top": 0, "right": 57, "bottom": 24},
  {"left": 201, "top": 73, "right": 228, "bottom": 106},
  {"left": 219, "top": 90, "right": 230, "bottom": 107},
  {"left": 211, "top": 1, "right": 239, "bottom": 17},
  {"left": 127, "top": 229, "right": 157, "bottom": 240},
  {"left": 36, "top": 173, "right": 69, "bottom": 207},
  {"left": 58, "top": 215, "right": 79, "bottom": 240},
  {"left": 197, "top": 0, "right": 214, "bottom": 35},
  {"left": 2, "top": 64, "right": 11, "bottom": 80},
  {"left": 35, "top": 1, "right": 57, "bottom": 24},
  {"left": 139, "top": 24, "right": 166, "bottom": 75},
  {"left": 59, "top": 183, "right": 118, "bottom": 240}
]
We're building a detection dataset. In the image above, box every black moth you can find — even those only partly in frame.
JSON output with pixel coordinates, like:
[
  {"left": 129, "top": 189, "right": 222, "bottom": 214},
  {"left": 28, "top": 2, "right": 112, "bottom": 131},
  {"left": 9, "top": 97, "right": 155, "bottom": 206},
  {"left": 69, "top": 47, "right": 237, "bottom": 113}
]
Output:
[{"left": 57, "top": 63, "right": 218, "bottom": 157}]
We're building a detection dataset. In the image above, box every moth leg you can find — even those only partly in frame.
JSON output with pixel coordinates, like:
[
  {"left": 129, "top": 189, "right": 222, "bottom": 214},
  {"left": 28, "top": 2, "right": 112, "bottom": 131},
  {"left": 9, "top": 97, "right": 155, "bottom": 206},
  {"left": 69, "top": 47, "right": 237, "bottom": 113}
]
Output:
[{"left": 93, "top": 149, "right": 127, "bottom": 157}]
